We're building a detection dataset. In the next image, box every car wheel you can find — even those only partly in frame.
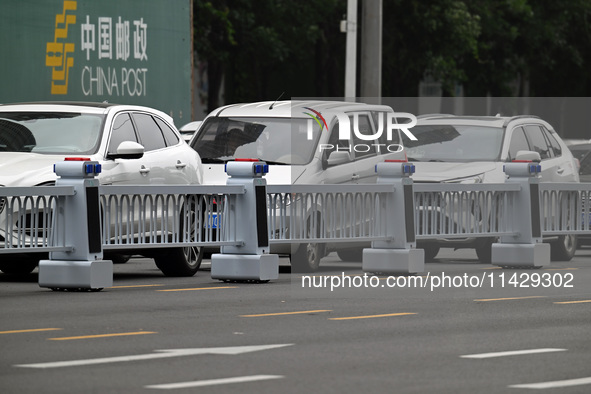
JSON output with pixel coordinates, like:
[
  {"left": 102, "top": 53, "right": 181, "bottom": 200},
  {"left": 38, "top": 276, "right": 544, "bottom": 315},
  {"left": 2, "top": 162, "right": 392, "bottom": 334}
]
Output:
[
  {"left": 0, "top": 254, "right": 41, "bottom": 274},
  {"left": 154, "top": 202, "right": 204, "bottom": 277},
  {"left": 550, "top": 234, "right": 577, "bottom": 261},
  {"left": 291, "top": 216, "right": 325, "bottom": 272},
  {"left": 155, "top": 246, "right": 203, "bottom": 277},
  {"left": 337, "top": 247, "right": 364, "bottom": 262},
  {"left": 475, "top": 238, "right": 496, "bottom": 263},
  {"left": 110, "top": 254, "right": 131, "bottom": 264},
  {"left": 423, "top": 245, "right": 440, "bottom": 262}
]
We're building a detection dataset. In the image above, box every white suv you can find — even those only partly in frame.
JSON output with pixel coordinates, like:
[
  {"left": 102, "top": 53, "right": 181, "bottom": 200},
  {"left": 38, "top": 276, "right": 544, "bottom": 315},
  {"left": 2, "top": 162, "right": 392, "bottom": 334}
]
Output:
[
  {"left": 0, "top": 102, "right": 203, "bottom": 275},
  {"left": 190, "top": 100, "right": 404, "bottom": 271}
]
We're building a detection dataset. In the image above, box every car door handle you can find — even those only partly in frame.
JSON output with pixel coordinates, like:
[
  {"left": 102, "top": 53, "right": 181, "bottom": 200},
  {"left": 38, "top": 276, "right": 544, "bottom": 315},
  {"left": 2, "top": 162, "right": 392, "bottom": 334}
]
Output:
[
  {"left": 176, "top": 160, "right": 187, "bottom": 169},
  {"left": 557, "top": 167, "right": 564, "bottom": 174},
  {"left": 139, "top": 165, "right": 150, "bottom": 175},
  {"left": 351, "top": 174, "right": 360, "bottom": 181}
]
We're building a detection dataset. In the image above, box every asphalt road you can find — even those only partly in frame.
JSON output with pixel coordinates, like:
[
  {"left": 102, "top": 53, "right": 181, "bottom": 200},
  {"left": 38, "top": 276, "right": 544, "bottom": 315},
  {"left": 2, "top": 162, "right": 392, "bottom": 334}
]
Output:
[{"left": 1, "top": 248, "right": 590, "bottom": 393}]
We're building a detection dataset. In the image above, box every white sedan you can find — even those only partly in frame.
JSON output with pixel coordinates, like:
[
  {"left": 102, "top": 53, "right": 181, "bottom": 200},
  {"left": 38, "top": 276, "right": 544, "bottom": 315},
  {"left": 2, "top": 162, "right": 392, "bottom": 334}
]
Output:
[{"left": 0, "top": 102, "right": 203, "bottom": 275}]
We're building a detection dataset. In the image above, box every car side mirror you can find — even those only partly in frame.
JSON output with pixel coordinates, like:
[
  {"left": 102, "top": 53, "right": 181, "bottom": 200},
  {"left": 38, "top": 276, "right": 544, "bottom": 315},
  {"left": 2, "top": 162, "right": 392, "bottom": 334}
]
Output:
[
  {"left": 326, "top": 151, "right": 351, "bottom": 167},
  {"left": 514, "top": 150, "right": 541, "bottom": 162},
  {"left": 107, "top": 141, "right": 145, "bottom": 160}
]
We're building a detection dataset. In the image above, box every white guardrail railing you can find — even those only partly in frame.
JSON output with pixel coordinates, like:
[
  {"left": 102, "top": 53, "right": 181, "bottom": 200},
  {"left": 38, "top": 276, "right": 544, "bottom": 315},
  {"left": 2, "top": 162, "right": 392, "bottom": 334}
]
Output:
[
  {"left": 539, "top": 184, "right": 591, "bottom": 235},
  {"left": 413, "top": 183, "right": 521, "bottom": 239},
  {"left": 0, "top": 186, "right": 74, "bottom": 253},
  {"left": 99, "top": 185, "right": 245, "bottom": 250},
  {"left": 266, "top": 184, "right": 395, "bottom": 244},
  {"left": 4, "top": 182, "right": 591, "bottom": 251},
  {"left": 1, "top": 159, "right": 591, "bottom": 289},
  {"left": 0, "top": 185, "right": 245, "bottom": 253}
]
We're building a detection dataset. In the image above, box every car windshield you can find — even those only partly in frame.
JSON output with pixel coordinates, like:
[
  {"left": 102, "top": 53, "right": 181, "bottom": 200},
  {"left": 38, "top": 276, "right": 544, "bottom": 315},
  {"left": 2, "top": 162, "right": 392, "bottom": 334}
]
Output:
[
  {"left": 402, "top": 125, "right": 504, "bottom": 162},
  {"left": 0, "top": 112, "right": 105, "bottom": 154},
  {"left": 191, "top": 117, "right": 322, "bottom": 165},
  {"left": 568, "top": 146, "right": 591, "bottom": 162}
]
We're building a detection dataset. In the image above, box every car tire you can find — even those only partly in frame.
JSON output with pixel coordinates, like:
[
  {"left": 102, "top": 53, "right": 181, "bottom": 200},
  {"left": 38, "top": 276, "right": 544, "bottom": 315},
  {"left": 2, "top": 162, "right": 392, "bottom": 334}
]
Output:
[
  {"left": 110, "top": 254, "right": 131, "bottom": 264},
  {"left": 337, "top": 247, "right": 364, "bottom": 262},
  {"left": 154, "top": 201, "right": 204, "bottom": 277},
  {"left": 155, "top": 246, "right": 203, "bottom": 277},
  {"left": 475, "top": 238, "right": 496, "bottom": 263},
  {"left": 0, "top": 254, "right": 41, "bottom": 274},
  {"left": 550, "top": 234, "right": 577, "bottom": 261},
  {"left": 290, "top": 216, "right": 325, "bottom": 273},
  {"left": 423, "top": 245, "right": 440, "bottom": 262}
]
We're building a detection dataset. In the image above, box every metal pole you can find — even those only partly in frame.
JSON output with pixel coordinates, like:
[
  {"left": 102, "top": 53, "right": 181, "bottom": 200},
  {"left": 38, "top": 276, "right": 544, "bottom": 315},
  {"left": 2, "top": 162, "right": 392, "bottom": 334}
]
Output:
[
  {"left": 38, "top": 160, "right": 112, "bottom": 291},
  {"left": 362, "top": 160, "right": 424, "bottom": 275},
  {"left": 360, "top": 0, "right": 382, "bottom": 100},
  {"left": 492, "top": 161, "right": 550, "bottom": 268},
  {"left": 344, "top": 0, "right": 357, "bottom": 99},
  {"left": 211, "top": 160, "right": 279, "bottom": 282}
]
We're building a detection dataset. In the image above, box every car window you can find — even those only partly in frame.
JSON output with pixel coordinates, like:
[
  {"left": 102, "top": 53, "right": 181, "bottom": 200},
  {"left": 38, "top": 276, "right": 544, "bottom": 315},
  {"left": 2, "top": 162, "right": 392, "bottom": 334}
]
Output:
[
  {"left": 322, "top": 121, "right": 351, "bottom": 162},
  {"left": 351, "top": 114, "right": 376, "bottom": 159},
  {"left": 131, "top": 113, "right": 167, "bottom": 152},
  {"left": 523, "top": 125, "right": 551, "bottom": 160},
  {"left": 569, "top": 147, "right": 589, "bottom": 162},
  {"left": 508, "top": 127, "right": 530, "bottom": 160},
  {"left": 403, "top": 125, "right": 503, "bottom": 162},
  {"left": 108, "top": 113, "right": 138, "bottom": 154},
  {"left": 154, "top": 117, "right": 179, "bottom": 146},
  {"left": 0, "top": 112, "right": 103, "bottom": 155},
  {"left": 192, "top": 117, "right": 320, "bottom": 165},
  {"left": 542, "top": 127, "right": 562, "bottom": 157},
  {"left": 580, "top": 154, "right": 591, "bottom": 175}
]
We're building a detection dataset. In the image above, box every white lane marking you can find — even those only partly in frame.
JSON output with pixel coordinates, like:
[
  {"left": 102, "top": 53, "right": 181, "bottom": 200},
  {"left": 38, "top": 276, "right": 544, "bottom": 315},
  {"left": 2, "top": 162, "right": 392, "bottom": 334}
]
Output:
[
  {"left": 15, "top": 344, "right": 293, "bottom": 369},
  {"left": 509, "top": 376, "right": 591, "bottom": 389},
  {"left": 145, "top": 375, "right": 284, "bottom": 389},
  {"left": 460, "top": 348, "right": 567, "bottom": 359}
]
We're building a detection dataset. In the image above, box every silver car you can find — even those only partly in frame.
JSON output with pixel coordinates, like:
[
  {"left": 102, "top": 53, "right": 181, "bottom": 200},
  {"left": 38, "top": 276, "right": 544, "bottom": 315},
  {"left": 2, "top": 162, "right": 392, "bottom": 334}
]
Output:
[
  {"left": 0, "top": 102, "right": 204, "bottom": 275},
  {"left": 405, "top": 114, "right": 580, "bottom": 262}
]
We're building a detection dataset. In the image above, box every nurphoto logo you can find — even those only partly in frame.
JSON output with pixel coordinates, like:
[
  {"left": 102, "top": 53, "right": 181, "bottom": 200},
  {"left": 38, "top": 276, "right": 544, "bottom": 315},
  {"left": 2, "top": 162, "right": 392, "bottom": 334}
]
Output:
[{"left": 305, "top": 108, "right": 418, "bottom": 154}]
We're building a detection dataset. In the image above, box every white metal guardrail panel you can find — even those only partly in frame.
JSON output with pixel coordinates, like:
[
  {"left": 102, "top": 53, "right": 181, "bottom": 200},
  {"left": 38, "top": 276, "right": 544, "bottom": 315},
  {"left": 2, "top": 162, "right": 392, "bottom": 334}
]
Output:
[
  {"left": 413, "top": 183, "right": 521, "bottom": 239},
  {"left": 539, "top": 183, "right": 591, "bottom": 235},
  {"left": 5, "top": 181, "right": 591, "bottom": 256},
  {"left": 0, "top": 186, "right": 74, "bottom": 253},
  {"left": 266, "top": 184, "right": 395, "bottom": 244},
  {"left": 99, "top": 185, "right": 246, "bottom": 250}
]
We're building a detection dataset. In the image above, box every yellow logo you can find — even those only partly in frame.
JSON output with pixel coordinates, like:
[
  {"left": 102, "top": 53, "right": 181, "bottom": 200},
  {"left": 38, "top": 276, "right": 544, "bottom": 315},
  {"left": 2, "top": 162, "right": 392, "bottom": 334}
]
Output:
[{"left": 46, "top": 1, "right": 77, "bottom": 94}]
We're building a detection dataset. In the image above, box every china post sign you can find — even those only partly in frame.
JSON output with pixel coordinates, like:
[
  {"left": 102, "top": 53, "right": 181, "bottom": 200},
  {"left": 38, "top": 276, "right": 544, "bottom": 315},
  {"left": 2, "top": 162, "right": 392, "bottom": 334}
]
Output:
[
  {"left": 0, "top": 0, "right": 192, "bottom": 124},
  {"left": 47, "top": 1, "right": 149, "bottom": 96}
]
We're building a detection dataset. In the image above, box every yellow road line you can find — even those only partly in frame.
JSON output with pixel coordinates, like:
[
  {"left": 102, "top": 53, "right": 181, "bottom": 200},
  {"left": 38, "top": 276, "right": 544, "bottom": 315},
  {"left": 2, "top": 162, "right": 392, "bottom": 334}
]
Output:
[
  {"left": 0, "top": 328, "right": 62, "bottom": 335},
  {"left": 49, "top": 331, "right": 157, "bottom": 341},
  {"left": 329, "top": 313, "right": 416, "bottom": 321},
  {"left": 474, "top": 296, "right": 546, "bottom": 302},
  {"left": 111, "top": 284, "right": 164, "bottom": 289},
  {"left": 157, "top": 286, "right": 237, "bottom": 292},
  {"left": 241, "top": 310, "right": 332, "bottom": 317},
  {"left": 554, "top": 300, "right": 591, "bottom": 304}
]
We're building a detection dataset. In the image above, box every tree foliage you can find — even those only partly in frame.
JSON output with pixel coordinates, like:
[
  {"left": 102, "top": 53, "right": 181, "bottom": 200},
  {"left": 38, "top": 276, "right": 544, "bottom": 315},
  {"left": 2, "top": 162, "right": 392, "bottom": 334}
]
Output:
[
  {"left": 194, "top": 0, "right": 591, "bottom": 107},
  {"left": 194, "top": 0, "right": 345, "bottom": 111}
]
